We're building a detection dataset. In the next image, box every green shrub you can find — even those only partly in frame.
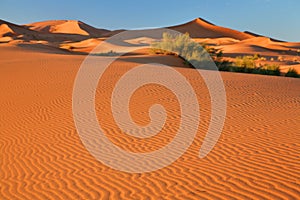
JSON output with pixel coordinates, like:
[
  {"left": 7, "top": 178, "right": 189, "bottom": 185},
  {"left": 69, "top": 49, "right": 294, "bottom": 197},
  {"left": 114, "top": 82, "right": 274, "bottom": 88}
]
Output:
[
  {"left": 151, "top": 32, "right": 212, "bottom": 68},
  {"left": 222, "top": 62, "right": 280, "bottom": 76},
  {"left": 234, "top": 55, "right": 260, "bottom": 69},
  {"left": 261, "top": 64, "right": 281, "bottom": 76},
  {"left": 216, "top": 60, "right": 232, "bottom": 71},
  {"left": 150, "top": 33, "right": 293, "bottom": 78},
  {"left": 285, "top": 68, "right": 299, "bottom": 78}
]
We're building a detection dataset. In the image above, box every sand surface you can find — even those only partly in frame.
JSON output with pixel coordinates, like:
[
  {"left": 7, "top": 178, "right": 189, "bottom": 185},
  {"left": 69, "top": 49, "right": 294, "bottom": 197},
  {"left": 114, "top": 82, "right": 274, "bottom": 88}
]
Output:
[{"left": 1, "top": 45, "right": 299, "bottom": 199}]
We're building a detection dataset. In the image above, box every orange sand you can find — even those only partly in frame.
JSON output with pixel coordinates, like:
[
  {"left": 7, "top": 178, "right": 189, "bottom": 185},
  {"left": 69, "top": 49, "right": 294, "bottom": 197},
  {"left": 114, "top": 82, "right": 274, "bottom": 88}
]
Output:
[{"left": 1, "top": 45, "right": 299, "bottom": 199}]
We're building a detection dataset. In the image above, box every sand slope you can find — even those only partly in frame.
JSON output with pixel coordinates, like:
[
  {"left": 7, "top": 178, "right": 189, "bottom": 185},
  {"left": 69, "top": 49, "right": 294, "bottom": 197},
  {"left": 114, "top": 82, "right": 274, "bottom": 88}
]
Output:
[{"left": 0, "top": 46, "right": 299, "bottom": 199}]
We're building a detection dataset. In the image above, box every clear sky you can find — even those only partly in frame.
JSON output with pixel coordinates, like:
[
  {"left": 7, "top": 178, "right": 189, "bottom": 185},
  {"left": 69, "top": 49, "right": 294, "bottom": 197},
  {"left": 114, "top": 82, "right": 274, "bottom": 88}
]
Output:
[{"left": 1, "top": 0, "right": 299, "bottom": 41}]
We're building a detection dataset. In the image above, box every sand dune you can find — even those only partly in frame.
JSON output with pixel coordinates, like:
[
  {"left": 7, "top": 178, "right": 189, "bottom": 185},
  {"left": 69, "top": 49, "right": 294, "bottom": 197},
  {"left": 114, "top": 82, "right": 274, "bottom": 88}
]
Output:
[
  {"left": 0, "top": 23, "right": 15, "bottom": 37},
  {"left": 0, "top": 46, "right": 299, "bottom": 199},
  {"left": 218, "top": 36, "right": 300, "bottom": 58},
  {"left": 26, "top": 20, "right": 110, "bottom": 37},
  {"left": 169, "top": 18, "right": 254, "bottom": 40},
  {"left": 0, "top": 19, "right": 91, "bottom": 43},
  {"left": 1, "top": 18, "right": 299, "bottom": 68},
  {"left": 59, "top": 38, "right": 105, "bottom": 53},
  {"left": 0, "top": 19, "right": 40, "bottom": 40}
]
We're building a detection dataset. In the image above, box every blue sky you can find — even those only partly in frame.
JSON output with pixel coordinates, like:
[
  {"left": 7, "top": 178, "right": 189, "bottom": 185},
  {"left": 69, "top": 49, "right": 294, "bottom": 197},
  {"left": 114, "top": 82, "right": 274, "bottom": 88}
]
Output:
[{"left": 1, "top": 0, "right": 299, "bottom": 41}]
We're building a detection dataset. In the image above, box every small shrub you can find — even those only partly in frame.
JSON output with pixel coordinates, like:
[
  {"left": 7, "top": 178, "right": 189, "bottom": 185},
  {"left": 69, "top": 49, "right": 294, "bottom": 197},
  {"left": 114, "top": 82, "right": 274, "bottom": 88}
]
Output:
[
  {"left": 92, "top": 50, "right": 121, "bottom": 56},
  {"left": 234, "top": 55, "right": 259, "bottom": 69},
  {"left": 260, "top": 57, "right": 266, "bottom": 61},
  {"left": 151, "top": 32, "right": 212, "bottom": 68},
  {"left": 260, "top": 64, "right": 281, "bottom": 76},
  {"left": 216, "top": 60, "right": 232, "bottom": 71},
  {"left": 277, "top": 56, "right": 284, "bottom": 61},
  {"left": 285, "top": 68, "right": 299, "bottom": 78}
]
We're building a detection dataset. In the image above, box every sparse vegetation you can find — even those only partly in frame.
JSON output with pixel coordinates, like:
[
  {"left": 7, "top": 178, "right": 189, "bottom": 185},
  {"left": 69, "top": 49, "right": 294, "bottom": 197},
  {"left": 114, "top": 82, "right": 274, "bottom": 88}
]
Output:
[
  {"left": 151, "top": 32, "right": 297, "bottom": 78},
  {"left": 227, "top": 63, "right": 280, "bottom": 76},
  {"left": 92, "top": 50, "right": 121, "bottom": 56},
  {"left": 217, "top": 54, "right": 281, "bottom": 76}
]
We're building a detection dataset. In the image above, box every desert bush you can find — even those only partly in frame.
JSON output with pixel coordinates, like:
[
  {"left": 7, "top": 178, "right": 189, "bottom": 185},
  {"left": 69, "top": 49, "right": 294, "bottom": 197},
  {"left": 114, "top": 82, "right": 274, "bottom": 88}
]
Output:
[
  {"left": 285, "top": 68, "right": 299, "bottom": 78},
  {"left": 151, "top": 32, "right": 213, "bottom": 69},
  {"left": 201, "top": 43, "right": 223, "bottom": 61},
  {"left": 228, "top": 55, "right": 280, "bottom": 76},
  {"left": 258, "top": 64, "right": 281, "bottom": 76},
  {"left": 224, "top": 62, "right": 280, "bottom": 76},
  {"left": 234, "top": 55, "right": 260, "bottom": 69},
  {"left": 216, "top": 60, "right": 232, "bottom": 71}
]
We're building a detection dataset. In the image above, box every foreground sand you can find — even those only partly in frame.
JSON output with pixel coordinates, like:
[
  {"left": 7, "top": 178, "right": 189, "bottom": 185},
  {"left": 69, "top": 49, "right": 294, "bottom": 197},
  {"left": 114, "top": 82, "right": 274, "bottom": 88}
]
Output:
[{"left": 1, "top": 46, "right": 299, "bottom": 199}]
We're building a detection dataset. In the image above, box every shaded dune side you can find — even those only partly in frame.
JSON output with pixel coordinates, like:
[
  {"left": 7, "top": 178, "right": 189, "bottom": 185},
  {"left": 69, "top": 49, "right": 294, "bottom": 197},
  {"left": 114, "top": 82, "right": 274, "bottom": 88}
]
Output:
[
  {"left": 0, "top": 20, "right": 38, "bottom": 38},
  {"left": 244, "top": 31, "right": 285, "bottom": 42}
]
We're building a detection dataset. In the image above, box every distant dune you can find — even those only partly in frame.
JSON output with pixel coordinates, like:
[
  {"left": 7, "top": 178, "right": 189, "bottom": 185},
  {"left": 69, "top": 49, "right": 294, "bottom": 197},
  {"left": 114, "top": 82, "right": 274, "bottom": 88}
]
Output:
[
  {"left": 25, "top": 20, "right": 110, "bottom": 37},
  {"left": 168, "top": 18, "right": 254, "bottom": 40},
  {"left": 219, "top": 36, "right": 300, "bottom": 55},
  {"left": 0, "top": 19, "right": 40, "bottom": 40},
  {"left": 0, "top": 18, "right": 299, "bottom": 70},
  {"left": 0, "top": 23, "right": 15, "bottom": 36}
]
